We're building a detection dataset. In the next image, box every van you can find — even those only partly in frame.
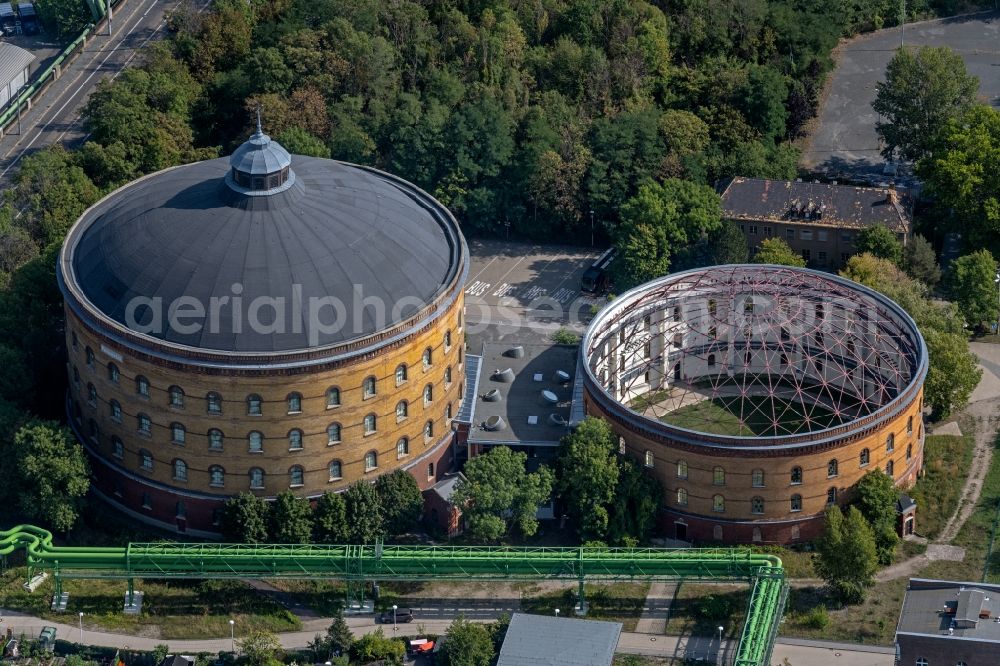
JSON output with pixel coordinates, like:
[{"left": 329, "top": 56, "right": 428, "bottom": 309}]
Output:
[{"left": 581, "top": 247, "right": 616, "bottom": 294}]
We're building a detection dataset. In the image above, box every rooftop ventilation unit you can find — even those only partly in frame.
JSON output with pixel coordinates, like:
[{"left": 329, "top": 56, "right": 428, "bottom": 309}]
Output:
[
  {"left": 541, "top": 390, "right": 559, "bottom": 404},
  {"left": 484, "top": 415, "right": 507, "bottom": 431},
  {"left": 549, "top": 413, "right": 567, "bottom": 426},
  {"left": 492, "top": 368, "right": 515, "bottom": 383},
  {"left": 482, "top": 389, "right": 502, "bottom": 402},
  {"left": 504, "top": 345, "right": 525, "bottom": 359},
  {"left": 553, "top": 370, "right": 572, "bottom": 383}
]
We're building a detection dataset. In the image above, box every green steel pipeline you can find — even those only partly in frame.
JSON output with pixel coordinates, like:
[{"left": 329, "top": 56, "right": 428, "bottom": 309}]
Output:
[{"left": 1, "top": 526, "right": 785, "bottom": 666}]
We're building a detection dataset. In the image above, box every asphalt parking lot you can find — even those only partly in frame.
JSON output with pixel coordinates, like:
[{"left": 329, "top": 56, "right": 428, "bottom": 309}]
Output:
[
  {"left": 801, "top": 10, "right": 1000, "bottom": 180},
  {"left": 464, "top": 240, "right": 603, "bottom": 340}
]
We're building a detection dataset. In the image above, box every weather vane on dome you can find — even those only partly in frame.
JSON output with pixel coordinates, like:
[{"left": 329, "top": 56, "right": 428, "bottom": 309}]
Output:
[{"left": 255, "top": 104, "right": 263, "bottom": 135}]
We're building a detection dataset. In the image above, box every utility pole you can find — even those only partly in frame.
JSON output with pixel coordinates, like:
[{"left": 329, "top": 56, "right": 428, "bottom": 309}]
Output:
[
  {"left": 107, "top": 0, "right": 112, "bottom": 36},
  {"left": 899, "top": 0, "right": 905, "bottom": 48},
  {"left": 589, "top": 209, "right": 595, "bottom": 247}
]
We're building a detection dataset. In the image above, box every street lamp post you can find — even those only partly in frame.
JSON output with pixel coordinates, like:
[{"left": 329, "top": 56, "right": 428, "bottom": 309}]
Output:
[
  {"left": 392, "top": 604, "right": 398, "bottom": 633},
  {"left": 994, "top": 272, "right": 1000, "bottom": 335},
  {"left": 717, "top": 625, "right": 724, "bottom": 663},
  {"left": 589, "top": 210, "right": 595, "bottom": 247},
  {"left": 78, "top": 612, "right": 84, "bottom": 643},
  {"left": 229, "top": 619, "right": 235, "bottom": 653}
]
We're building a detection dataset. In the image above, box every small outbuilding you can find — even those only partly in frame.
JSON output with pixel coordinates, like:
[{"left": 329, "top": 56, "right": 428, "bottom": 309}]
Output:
[
  {"left": 0, "top": 42, "right": 33, "bottom": 108},
  {"left": 497, "top": 612, "right": 622, "bottom": 666}
]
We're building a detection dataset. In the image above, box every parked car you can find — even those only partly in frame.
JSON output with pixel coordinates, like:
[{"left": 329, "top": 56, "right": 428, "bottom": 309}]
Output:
[{"left": 377, "top": 607, "right": 414, "bottom": 624}]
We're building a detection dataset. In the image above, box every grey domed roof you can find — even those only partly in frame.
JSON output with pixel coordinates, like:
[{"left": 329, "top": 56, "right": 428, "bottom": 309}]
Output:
[
  {"left": 229, "top": 130, "right": 291, "bottom": 176},
  {"left": 61, "top": 155, "right": 464, "bottom": 355}
]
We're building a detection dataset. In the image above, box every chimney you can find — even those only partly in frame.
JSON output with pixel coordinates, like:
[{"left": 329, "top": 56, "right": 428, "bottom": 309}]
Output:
[{"left": 886, "top": 182, "right": 898, "bottom": 205}]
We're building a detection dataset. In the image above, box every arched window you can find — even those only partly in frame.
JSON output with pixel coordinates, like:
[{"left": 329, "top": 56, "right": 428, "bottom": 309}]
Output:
[
  {"left": 85, "top": 346, "right": 95, "bottom": 368},
  {"left": 744, "top": 297, "right": 754, "bottom": 314},
  {"left": 173, "top": 459, "right": 187, "bottom": 481},
  {"left": 423, "top": 384, "right": 434, "bottom": 405},
  {"left": 859, "top": 448, "right": 870, "bottom": 466},
  {"left": 139, "top": 449, "right": 153, "bottom": 471},
  {"left": 886, "top": 459, "right": 894, "bottom": 476},
  {"left": 790, "top": 494, "right": 802, "bottom": 512},
  {"left": 677, "top": 460, "right": 688, "bottom": 479},
  {"left": 108, "top": 363, "right": 119, "bottom": 383},
  {"left": 423, "top": 347, "right": 433, "bottom": 369},
  {"left": 112, "top": 436, "right": 124, "bottom": 458},
  {"left": 288, "top": 429, "right": 303, "bottom": 450},
  {"left": 209, "top": 465, "right": 225, "bottom": 487},
  {"left": 364, "top": 413, "right": 377, "bottom": 434},
  {"left": 249, "top": 468, "right": 264, "bottom": 489},
  {"left": 395, "top": 364, "right": 408, "bottom": 385},
  {"left": 751, "top": 496, "right": 764, "bottom": 514},
  {"left": 907, "top": 443, "right": 913, "bottom": 461},
  {"left": 424, "top": 420, "right": 434, "bottom": 439},
  {"left": 677, "top": 488, "right": 688, "bottom": 505},
  {"left": 915, "top": 659, "right": 927, "bottom": 666},
  {"left": 207, "top": 392, "right": 222, "bottom": 414},
  {"left": 87, "top": 383, "right": 97, "bottom": 406},
  {"left": 287, "top": 392, "right": 302, "bottom": 414},
  {"left": 365, "top": 450, "right": 378, "bottom": 471},
  {"left": 363, "top": 376, "right": 376, "bottom": 398},
  {"left": 752, "top": 469, "right": 764, "bottom": 487},
  {"left": 644, "top": 450, "right": 654, "bottom": 468},
  {"left": 886, "top": 433, "right": 895, "bottom": 452},
  {"left": 328, "top": 460, "right": 343, "bottom": 481},
  {"left": 247, "top": 394, "right": 262, "bottom": 416},
  {"left": 752, "top": 527, "right": 762, "bottom": 542},
  {"left": 397, "top": 437, "right": 409, "bottom": 458},
  {"left": 88, "top": 418, "right": 99, "bottom": 441},
  {"left": 327, "top": 423, "right": 342, "bottom": 445},
  {"left": 791, "top": 466, "right": 803, "bottom": 485},
  {"left": 713, "top": 467, "right": 725, "bottom": 485},
  {"left": 907, "top": 415, "right": 913, "bottom": 434},
  {"left": 169, "top": 386, "right": 184, "bottom": 408},
  {"left": 396, "top": 400, "right": 408, "bottom": 421},
  {"left": 289, "top": 465, "right": 304, "bottom": 487},
  {"left": 208, "top": 428, "right": 224, "bottom": 451},
  {"left": 713, "top": 495, "right": 725, "bottom": 512},
  {"left": 326, "top": 387, "right": 341, "bottom": 408},
  {"left": 446, "top": 402, "right": 453, "bottom": 420},
  {"left": 445, "top": 366, "right": 452, "bottom": 385},
  {"left": 707, "top": 354, "right": 716, "bottom": 368},
  {"left": 73, "top": 366, "right": 80, "bottom": 385},
  {"left": 828, "top": 459, "right": 838, "bottom": 477},
  {"left": 248, "top": 431, "right": 263, "bottom": 453},
  {"left": 171, "top": 423, "right": 186, "bottom": 445},
  {"left": 827, "top": 487, "right": 837, "bottom": 504},
  {"left": 71, "top": 331, "right": 78, "bottom": 349},
  {"left": 444, "top": 330, "right": 452, "bottom": 350},
  {"left": 459, "top": 347, "right": 464, "bottom": 365},
  {"left": 137, "top": 413, "right": 151, "bottom": 436}
]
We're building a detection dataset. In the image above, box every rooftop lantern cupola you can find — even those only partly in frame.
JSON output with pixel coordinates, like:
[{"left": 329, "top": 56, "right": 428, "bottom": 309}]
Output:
[{"left": 226, "top": 111, "right": 294, "bottom": 195}]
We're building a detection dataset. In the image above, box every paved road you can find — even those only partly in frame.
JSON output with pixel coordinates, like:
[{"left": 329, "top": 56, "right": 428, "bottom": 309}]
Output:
[
  {"left": 0, "top": 607, "right": 894, "bottom": 664},
  {"left": 0, "top": 0, "right": 210, "bottom": 188},
  {"left": 800, "top": 10, "right": 1000, "bottom": 181}
]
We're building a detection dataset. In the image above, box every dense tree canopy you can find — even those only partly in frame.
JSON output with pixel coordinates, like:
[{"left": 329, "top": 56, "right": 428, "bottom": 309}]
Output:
[
  {"left": 853, "top": 471, "right": 900, "bottom": 566},
  {"left": 751, "top": 237, "right": 805, "bottom": 267},
  {"left": 855, "top": 224, "right": 902, "bottom": 266},
  {"left": 374, "top": 469, "right": 424, "bottom": 536},
  {"left": 947, "top": 249, "right": 999, "bottom": 329},
  {"left": 815, "top": 505, "right": 879, "bottom": 604},
  {"left": 557, "top": 417, "right": 620, "bottom": 540}
]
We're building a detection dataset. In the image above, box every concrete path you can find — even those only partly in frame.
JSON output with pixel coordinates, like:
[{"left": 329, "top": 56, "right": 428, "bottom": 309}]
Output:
[
  {"left": 632, "top": 581, "right": 676, "bottom": 634},
  {"left": 0, "top": 607, "right": 895, "bottom": 665}
]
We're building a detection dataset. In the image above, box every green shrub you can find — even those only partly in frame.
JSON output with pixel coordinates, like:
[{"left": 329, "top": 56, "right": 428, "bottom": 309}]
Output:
[
  {"left": 803, "top": 605, "right": 829, "bottom": 629},
  {"left": 551, "top": 327, "right": 580, "bottom": 345}
]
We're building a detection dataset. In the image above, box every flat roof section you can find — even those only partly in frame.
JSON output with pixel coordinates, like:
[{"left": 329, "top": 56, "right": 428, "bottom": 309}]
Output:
[
  {"left": 468, "top": 342, "right": 576, "bottom": 446},
  {"left": 898, "top": 579, "right": 1000, "bottom": 642}
]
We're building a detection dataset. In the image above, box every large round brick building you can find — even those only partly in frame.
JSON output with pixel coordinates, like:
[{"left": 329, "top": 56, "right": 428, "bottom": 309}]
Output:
[
  {"left": 582, "top": 265, "right": 927, "bottom": 544},
  {"left": 58, "top": 128, "right": 467, "bottom": 536}
]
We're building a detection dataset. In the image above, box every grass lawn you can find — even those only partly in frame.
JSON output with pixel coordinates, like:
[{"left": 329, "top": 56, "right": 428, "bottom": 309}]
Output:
[
  {"left": 0, "top": 568, "right": 301, "bottom": 639},
  {"left": 662, "top": 583, "right": 748, "bottom": 640},
  {"left": 780, "top": 578, "right": 907, "bottom": 645},
  {"left": 907, "top": 433, "right": 975, "bottom": 540},
  {"left": 660, "top": 396, "right": 837, "bottom": 436},
  {"left": 748, "top": 546, "right": 816, "bottom": 579},
  {"left": 264, "top": 579, "right": 346, "bottom": 617},
  {"left": 520, "top": 582, "right": 650, "bottom": 631}
]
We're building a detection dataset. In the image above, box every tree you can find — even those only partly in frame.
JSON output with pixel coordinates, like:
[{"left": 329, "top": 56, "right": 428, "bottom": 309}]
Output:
[
  {"left": 873, "top": 46, "right": 979, "bottom": 162},
  {"left": 918, "top": 105, "right": 1000, "bottom": 246},
  {"left": 947, "top": 249, "right": 999, "bottom": 330},
  {"left": 855, "top": 224, "right": 902, "bottom": 266},
  {"left": 853, "top": 471, "right": 900, "bottom": 566},
  {"left": 608, "top": 457, "right": 662, "bottom": 544},
  {"left": 313, "top": 491, "right": 349, "bottom": 544},
  {"left": 7, "top": 421, "right": 89, "bottom": 533},
  {"left": 612, "top": 179, "right": 723, "bottom": 289},
  {"left": 344, "top": 480, "right": 385, "bottom": 543},
  {"left": 10, "top": 145, "right": 100, "bottom": 246},
  {"left": 452, "top": 446, "right": 555, "bottom": 542},
  {"left": 276, "top": 127, "right": 331, "bottom": 158},
  {"left": 741, "top": 65, "right": 789, "bottom": 141},
  {"left": 267, "top": 491, "right": 313, "bottom": 543},
  {"left": 924, "top": 328, "right": 982, "bottom": 419},
  {"left": 814, "top": 505, "right": 879, "bottom": 604},
  {"left": 374, "top": 469, "right": 424, "bottom": 536},
  {"left": 351, "top": 628, "right": 404, "bottom": 664},
  {"left": 556, "top": 417, "right": 619, "bottom": 540},
  {"left": 441, "top": 617, "right": 495, "bottom": 666},
  {"left": 325, "top": 610, "right": 354, "bottom": 657},
  {"left": 904, "top": 235, "right": 941, "bottom": 287},
  {"left": 751, "top": 237, "right": 805, "bottom": 267},
  {"left": 237, "top": 630, "right": 280, "bottom": 666},
  {"left": 35, "top": 0, "right": 89, "bottom": 41},
  {"left": 220, "top": 492, "right": 269, "bottom": 544}
]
